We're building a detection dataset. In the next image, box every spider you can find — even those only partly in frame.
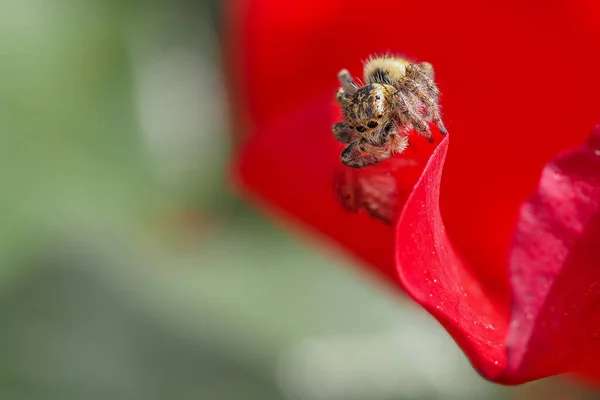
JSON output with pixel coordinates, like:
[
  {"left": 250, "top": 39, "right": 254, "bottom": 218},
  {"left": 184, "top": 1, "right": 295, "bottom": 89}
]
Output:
[{"left": 332, "top": 55, "right": 447, "bottom": 168}]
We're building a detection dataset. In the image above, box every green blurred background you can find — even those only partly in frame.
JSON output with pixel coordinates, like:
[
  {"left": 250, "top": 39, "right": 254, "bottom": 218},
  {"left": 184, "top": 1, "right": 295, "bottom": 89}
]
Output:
[{"left": 1, "top": 0, "right": 598, "bottom": 399}]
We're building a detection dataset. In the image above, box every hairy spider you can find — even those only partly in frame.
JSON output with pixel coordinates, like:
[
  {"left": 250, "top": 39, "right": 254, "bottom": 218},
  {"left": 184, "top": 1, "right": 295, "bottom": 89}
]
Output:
[{"left": 332, "top": 55, "right": 447, "bottom": 168}]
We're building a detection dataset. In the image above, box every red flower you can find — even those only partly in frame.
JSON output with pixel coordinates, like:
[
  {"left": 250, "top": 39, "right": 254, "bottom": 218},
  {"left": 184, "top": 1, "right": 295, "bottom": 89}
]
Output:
[{"left": 225, "top": 0, "right": 600, "bottom": 384}]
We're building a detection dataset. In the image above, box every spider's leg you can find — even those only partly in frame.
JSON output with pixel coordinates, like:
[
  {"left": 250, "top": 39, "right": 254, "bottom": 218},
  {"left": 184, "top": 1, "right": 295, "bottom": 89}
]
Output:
[
  {"left": 341, "top": 140, "right": 383, "bottom": 168},
  {"left": 332, "top": 121, "right": 360, "bottom": 143},
  {"left": 387, "top": 134, "right": 410, "bottom": 155},
  {"left": 340, "top": 139, "right": 389, "bottom": 168},
  {"left": 418, "top": 62, "right": 435, "bottom": 80},
  {"left": 405, "top": 63, "right": 439, "bottom": 98},
  {"left": 397, "top": 77, "right": 447, "bottom": 135},
  {"left": 340, "top": 135, "right": 408, "bottom": 168},
  {"left": 337, "top": 69, "right": 358, "bottom": 95},
  {"left": 395, "top": 93, "right": 434, "bottom": 142},
  {"left": 335, "top": 87, "right": 352, "bottom": 108}
]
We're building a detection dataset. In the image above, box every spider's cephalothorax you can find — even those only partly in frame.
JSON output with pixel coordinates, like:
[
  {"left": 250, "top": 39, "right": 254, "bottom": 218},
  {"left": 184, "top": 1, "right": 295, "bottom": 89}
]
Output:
[{"left": 332, "top": 55, "right": 447, "bottom": 168}]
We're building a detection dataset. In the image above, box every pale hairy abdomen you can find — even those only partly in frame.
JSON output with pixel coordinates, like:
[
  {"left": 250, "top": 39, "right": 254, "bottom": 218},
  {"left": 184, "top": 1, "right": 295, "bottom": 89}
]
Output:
[{"left": 363, "top": 56, "right": 411, "bottom": 84}]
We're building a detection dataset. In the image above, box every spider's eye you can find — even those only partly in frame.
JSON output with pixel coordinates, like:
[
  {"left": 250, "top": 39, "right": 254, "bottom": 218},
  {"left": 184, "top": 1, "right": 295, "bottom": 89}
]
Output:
[
  {"left": 384, "top": 122, "right": 394, "bottom": 133},
  {"left": 356, "top": 125, "right": 367, "bottom": 133},
  {"left": 367, "top": 121, "right": 378, "bottom": 129}
]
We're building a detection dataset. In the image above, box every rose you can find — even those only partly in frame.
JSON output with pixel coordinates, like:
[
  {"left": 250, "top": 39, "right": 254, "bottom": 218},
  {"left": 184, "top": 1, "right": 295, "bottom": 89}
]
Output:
[{"left": 225, "top": 0, "right": 600, "bottom": 384}]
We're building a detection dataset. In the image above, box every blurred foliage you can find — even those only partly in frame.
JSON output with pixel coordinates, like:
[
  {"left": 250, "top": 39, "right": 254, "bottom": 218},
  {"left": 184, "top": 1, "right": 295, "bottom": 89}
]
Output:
[{"left": 0, "top": 0, "right": 599, "bottom": 399}]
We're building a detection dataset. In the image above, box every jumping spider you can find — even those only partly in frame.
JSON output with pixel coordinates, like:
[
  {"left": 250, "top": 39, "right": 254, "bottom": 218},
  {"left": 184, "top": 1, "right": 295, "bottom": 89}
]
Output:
[{"left": 333, "top": 55, "right": 447, "bottom": 168}]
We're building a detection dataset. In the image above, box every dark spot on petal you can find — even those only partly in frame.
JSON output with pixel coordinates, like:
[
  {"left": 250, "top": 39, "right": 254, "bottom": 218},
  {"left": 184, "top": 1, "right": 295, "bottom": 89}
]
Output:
[{"left": 367, "top": 121, "right": 378, "bottom": 128}]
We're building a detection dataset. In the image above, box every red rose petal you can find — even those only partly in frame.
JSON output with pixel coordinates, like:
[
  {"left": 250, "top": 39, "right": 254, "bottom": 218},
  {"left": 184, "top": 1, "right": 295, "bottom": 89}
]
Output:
[
  {"left": 395, "top": 135, "right": 508, "bottom": 381},
  {"left": 505, "top": 124, "right": 600, "bottom": 382}
]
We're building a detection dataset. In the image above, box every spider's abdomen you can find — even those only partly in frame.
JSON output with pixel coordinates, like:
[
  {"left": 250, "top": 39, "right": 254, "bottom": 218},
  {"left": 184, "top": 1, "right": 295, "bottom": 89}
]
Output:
[{"left": 364, "top": 56, "right": 410, "bottom": 85}]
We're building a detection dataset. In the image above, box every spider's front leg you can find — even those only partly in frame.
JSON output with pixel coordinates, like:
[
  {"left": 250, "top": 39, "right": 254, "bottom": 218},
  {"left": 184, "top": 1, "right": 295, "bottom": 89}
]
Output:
[
  {"left": 333, "top": 88, "right": 360, "bottom": 143},
  {"left": 397, "top": 77, "right": 447, "bottom": 135},
  {"left": 340, "top": 140, "right": 380, "bottom": 168},
  {"left": 405, "top": 63, "right": 439, "bottom": 98},
  {"left": 340, "top": 135, "right": 409, "bottom": 168},
  {"left": 335, "top": 87, "right": 352, "bottom": 108},
  {"left": 332, "top": 121, "right": 360, "bottom": 143},
  {"left": 394, "top": 93, "right": 434, "bottom": 142},
  {"left": 337, "top": 69, "right": 358, "bottom": 95}
]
